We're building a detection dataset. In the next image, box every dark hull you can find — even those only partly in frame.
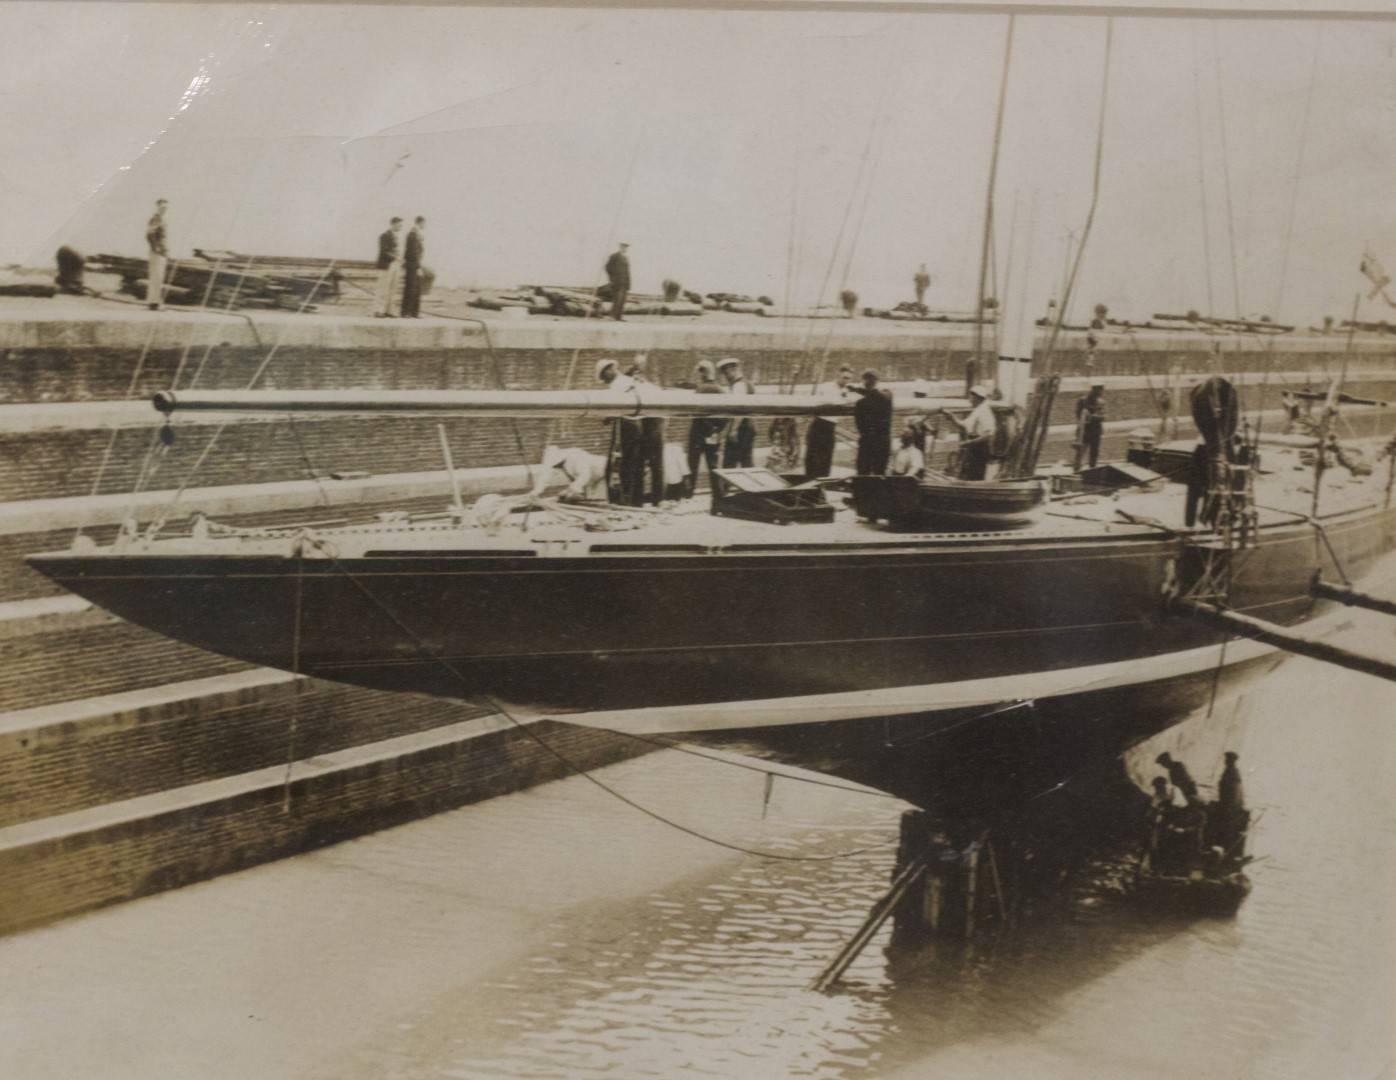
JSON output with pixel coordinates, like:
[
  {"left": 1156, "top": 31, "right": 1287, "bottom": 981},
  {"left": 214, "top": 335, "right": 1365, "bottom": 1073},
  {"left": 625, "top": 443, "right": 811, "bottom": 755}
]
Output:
[
  {"left": 30, "top": 502, "right": 1395, "bottom": 719},
  {"left": 681, "top": 648, "right": 1281, "bottom": 808}
]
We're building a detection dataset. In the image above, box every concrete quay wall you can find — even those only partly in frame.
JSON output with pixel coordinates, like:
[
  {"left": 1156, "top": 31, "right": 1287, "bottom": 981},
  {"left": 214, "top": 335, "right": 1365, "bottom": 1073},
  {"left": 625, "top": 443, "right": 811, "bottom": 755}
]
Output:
[
  {"left": 0, "top": 713, "right": 638, "bottom": 936},
  {"left": 2, "top": 299, "right": 1393, "bottom": 406}
]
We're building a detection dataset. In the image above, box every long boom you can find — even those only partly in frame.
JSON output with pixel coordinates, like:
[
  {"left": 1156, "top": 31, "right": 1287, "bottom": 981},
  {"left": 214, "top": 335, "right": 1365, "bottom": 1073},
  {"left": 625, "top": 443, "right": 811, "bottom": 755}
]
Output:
[{"left": 153, "top": 388, "right": 969, "bottom": 419}]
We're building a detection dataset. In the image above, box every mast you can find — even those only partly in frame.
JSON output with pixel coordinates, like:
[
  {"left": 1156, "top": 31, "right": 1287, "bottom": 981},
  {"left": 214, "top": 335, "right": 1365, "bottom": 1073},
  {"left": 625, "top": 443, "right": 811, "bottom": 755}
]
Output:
[{"left": 973, "top": 16, "right": 1016, "bottom": 390}]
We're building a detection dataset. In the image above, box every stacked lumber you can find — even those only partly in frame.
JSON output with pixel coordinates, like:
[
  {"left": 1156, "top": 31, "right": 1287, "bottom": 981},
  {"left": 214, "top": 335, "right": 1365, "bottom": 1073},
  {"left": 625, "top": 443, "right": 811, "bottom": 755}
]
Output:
[
  {"left": 517, "top": 285, "right": 706, "bottom": 318},
  {"left": 86, "top": 250, "right": 378, "bottom": 311},
  {"left": 1153, "top": 312, "right": 1294, "bottom": 334},
  {"left": 865, "top": 305, "right": 991, "bottom": 324}
]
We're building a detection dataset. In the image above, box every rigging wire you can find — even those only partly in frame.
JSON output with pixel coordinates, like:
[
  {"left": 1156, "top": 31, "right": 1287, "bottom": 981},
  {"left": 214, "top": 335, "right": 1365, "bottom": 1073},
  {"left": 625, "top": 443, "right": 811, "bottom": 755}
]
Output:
[
  {"left": 1190, "top": 27, "right": 1218, "bottom": 321},
  {"left": 1040, "top": 18, "right": 1114, "bottom": 376},
  {"left": 801, "top": 32, "right": 903, "bottom": 389},
  {"left": 145, "top": 260, "right": 343, "bottom": 538},
  {"left": 1256, "top": 24, "right": 1317, "bottom": 449},
  {"left": 1273, "top": 27, "right": 1324, "bottom": 324},
  {"left": 76, "top": 320, "right": 159, "bottom": 541},
  {"left": 1210, "top": 24, "right": 1245, "bottom": 321}
]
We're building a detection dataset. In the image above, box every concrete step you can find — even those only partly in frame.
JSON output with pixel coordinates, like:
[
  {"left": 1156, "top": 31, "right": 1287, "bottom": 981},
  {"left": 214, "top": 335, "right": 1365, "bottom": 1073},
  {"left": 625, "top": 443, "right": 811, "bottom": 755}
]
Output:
[
  {"left": 0, "top": 708, "right": 643, "bottom": 935},
  {"left": 0, "top": 665, "right": 501, "bottom": 828}
]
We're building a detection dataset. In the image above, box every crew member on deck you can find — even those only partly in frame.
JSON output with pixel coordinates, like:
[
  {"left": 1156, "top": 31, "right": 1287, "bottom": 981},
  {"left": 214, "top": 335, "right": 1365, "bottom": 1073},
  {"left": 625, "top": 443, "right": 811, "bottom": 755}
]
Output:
[
  {"left": 849, "top": 369, "right": 893, "bottom": 476},
  {"left": 890, "top": 428, "right": 925, "bottom": 477},
  {"left": 598, "top": 358, "right": 643, "bottom": 505},
  {"left": 718, "top": 357, "right": 756, "bottom": 468},
  {"left": 1074, "top": 381, "right": 1107, "bottom": 469},
  {"left": 628, "top": 354, "right": 665, "bottom": 504},
  {"left": 686, "top": 360, "right": 727, "bottom": 495},
  {"left": 531, "top": 445, "right": 608, "bottom": 502},
  {"left": 1184, "top": 441, "right": 1212, "bottom": 528},
  {"left": 804, "top": 365, "right": 853, "bottom": 479},
  {"left": 1155, "top": 752, "right": 1201, "bottom": 807},
  {"left": 954, "top": 384, "right": 996, "bottom": 481}
]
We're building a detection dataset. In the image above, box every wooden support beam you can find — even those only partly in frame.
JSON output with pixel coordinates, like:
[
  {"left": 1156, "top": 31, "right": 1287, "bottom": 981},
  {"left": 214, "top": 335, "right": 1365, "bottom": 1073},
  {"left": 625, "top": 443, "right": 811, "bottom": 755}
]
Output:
[
  {"left": 810, "top": 850, "right": 929, "bottom": 993},
  {"left": 1173, "top": 598, "right": 1396, "bottom": 683},
  {"left": 1311, "top": 576, "right": 1396, "bottom": 618}
]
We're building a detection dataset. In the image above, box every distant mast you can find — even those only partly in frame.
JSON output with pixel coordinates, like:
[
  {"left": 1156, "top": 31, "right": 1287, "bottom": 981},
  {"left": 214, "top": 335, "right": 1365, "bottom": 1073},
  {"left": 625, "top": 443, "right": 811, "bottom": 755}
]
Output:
[{"left": 972, "top": 16, "right": 1016, "bottom": 394}]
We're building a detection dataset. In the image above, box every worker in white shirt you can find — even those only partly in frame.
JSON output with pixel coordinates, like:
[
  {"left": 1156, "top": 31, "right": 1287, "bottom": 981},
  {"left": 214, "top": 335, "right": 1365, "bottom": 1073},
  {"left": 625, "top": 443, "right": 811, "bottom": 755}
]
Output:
[
  {"left": 954, "top": 383, "right": 997, "bottom": 480},
  {"left": 531, "top": 445, "right": 608, "bottom": 502},
  {"left": 890, "top": 428, "right": 926, "bottom": 477}
]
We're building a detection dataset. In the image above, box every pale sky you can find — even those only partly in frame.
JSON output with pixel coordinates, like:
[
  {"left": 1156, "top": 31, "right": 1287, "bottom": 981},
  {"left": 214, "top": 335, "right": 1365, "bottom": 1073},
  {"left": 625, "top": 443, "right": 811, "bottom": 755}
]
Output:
[{"left": 2, "top": 2, "right": 1394, "bottom": 323}]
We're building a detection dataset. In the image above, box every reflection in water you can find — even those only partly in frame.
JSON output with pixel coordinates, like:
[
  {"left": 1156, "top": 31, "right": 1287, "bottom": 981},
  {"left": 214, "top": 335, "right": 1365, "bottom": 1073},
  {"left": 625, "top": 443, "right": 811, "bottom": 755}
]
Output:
[{"left": 344, "top": 625, "right": 1396, "bottom": 1080}]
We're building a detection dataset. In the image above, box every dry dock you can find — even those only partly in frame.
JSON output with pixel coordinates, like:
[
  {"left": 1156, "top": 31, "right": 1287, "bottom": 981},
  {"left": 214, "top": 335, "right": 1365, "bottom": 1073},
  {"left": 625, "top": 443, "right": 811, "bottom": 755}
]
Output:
[{"left": 1, "top": 293, "right": 1392, "bottom": 933}]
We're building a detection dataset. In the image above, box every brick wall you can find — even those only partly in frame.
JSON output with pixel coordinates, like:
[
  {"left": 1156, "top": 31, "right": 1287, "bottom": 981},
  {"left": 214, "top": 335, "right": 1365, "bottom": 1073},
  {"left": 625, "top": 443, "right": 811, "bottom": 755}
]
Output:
[
  {"left": 0, "top": 678, "right": 495, "bottom": 827},
  {"left": 0, "top": 718, "right": 644, "bottom": 935}
]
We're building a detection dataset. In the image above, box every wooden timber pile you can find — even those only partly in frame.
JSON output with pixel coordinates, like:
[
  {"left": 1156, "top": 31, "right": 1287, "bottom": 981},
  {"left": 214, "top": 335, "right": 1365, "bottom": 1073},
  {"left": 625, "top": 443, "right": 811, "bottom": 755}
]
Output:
[
  {"left": 1153, "top": 312, "right": 1295, "bottom": 334},
  {"left": 864, "top": 303, "right": 991, "bottom": 324},
  {"left": 87, "top": 250, "right": 380, "bottom": 311},
  {"left": 486, "top": 284, "right": 706, "bottom": 318}
]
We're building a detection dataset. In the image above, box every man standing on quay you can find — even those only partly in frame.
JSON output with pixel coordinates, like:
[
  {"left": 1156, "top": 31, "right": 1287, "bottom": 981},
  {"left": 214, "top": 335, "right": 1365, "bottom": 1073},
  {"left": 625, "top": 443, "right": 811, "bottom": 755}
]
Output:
[
  {"left": 605, "top": 242, "right": 631, "bottom": 321},
  {"left": 145, "top": 198, "right": 170, "bottom": 310},
  {"left": 374, "top": 216, "right": 402, "bottom": 317},
  {"left": 401, "top": 216, "right": 425, "bottom": 318},
  {"left": 913, "top": 263, "right": 931, "bottom": 310}
]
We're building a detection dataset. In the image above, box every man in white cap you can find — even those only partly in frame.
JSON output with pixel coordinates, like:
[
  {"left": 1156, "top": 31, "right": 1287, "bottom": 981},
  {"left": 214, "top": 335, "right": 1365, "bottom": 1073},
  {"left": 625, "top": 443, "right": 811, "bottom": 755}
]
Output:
[
  {"left": 596, "top": 357, "right": 637, "bottom": 392},
  {"left": 531, "top": 444, "right": 608, "bottom": 502},
  {"left": 717, "top": 357, "right": 756, "bottom": 468},
  {"left": 597, "top": 357, "right": 642, "bottom": 503},
  {"left": 954, "top": 383, "right": 997, "bottom": 480}
]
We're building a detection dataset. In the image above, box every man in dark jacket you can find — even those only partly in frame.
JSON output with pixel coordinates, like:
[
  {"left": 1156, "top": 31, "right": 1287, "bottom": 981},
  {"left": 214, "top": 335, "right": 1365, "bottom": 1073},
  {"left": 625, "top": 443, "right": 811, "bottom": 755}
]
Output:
[
  {"left": 849, "top": 369, "right": 893, "bottom": 476},
  {"left": 374, "top": 216, "right": 402, "bottom": 317},
  {"left": 401, "top": 217, "right": 425, "bottom": 318},
  {"left": 605, "top": 242, "right": 630, "bottom": 321}
]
